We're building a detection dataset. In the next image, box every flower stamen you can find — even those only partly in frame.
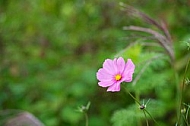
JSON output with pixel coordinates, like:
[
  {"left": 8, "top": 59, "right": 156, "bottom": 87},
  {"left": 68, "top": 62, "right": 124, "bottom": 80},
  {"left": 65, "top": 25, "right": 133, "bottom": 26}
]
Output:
[{"left": 115, "top": 74, "right": 122, "bottom": 81}]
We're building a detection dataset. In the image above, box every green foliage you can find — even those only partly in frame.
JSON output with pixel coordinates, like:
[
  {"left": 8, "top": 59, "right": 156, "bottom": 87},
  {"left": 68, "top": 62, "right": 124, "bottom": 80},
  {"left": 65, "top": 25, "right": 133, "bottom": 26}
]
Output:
[{"left": 0, "top": 0, "right": 189, "bottom": 125}]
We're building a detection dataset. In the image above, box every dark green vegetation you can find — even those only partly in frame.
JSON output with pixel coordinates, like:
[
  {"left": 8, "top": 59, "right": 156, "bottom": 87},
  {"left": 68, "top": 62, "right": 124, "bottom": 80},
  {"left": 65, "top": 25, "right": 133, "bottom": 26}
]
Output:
[{"left": 0, "top": 0, "right": 189, "bottom": 126}]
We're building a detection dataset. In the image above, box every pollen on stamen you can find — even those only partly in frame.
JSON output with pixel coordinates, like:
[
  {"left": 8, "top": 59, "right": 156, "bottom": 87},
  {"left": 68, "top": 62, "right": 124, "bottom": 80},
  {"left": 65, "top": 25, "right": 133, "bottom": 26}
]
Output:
[{"left": 115, "top": 74, "right": 122, "bottom": 81}]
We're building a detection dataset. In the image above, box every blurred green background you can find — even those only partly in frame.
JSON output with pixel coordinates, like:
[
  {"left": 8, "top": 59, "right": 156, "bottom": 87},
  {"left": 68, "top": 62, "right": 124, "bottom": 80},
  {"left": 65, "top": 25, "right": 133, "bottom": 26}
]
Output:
[{"left": 0, "top": 0, "right": 189, "bottom": 126}]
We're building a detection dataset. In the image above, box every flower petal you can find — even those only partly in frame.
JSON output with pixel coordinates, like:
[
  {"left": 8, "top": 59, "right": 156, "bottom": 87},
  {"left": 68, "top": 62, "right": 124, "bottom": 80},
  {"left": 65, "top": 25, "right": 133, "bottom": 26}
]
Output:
[
  {"left": 123, "top": 59, "right": 135, "bottom": 82},
  {"left": 116, "top": 57, "right": 125, "bottom": 73},
  {"left": 103, "top": 59, "right": 117, "bottom": 74},
  {"left": 96, "top": 68, "right": 113, "bottom": 81},
  {"left": 98, "top": 80, "right": 115, "bottom": 87},
  {"left": 107, "top": 82, "right": 121, "bottom": 92}
]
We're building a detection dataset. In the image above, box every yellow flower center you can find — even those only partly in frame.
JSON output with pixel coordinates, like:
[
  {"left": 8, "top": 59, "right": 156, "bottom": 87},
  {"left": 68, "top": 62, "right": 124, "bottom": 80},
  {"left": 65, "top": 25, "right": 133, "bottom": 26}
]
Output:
[{"left": 115, "top": 74, "right": 122, "bottom": 81}]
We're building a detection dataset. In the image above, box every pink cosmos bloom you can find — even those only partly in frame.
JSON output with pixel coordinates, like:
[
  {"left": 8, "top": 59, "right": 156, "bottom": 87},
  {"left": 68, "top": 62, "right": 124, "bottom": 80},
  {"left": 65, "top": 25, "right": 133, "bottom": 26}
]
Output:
[{"left": 96, "top": 57, "right": 135, "bottom": 92}]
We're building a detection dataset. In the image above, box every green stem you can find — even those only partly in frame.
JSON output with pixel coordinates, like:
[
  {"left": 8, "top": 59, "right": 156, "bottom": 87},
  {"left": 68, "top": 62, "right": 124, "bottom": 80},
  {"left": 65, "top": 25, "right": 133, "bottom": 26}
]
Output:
[
  {"left": 85, "top": 112, "right": 88, "bottom": 126},
  {"left": 135, "top": 92, "right": 142, "bottom": 126},
  {"left": 177, "top": 58, "right": 190, "bottom": 124},
  {"left": 143, "top": 110, "right": 149, "bottom": 126},
  {"left": 185, "top": 104, "right": 190, "bottom": 125},
  {"left": 182, "top": 114, "right": 188, "bottom": 126},
  {"left": 144, "top": 109, "right": 159, "bottom": 126},
  {"left": 175, "top": 71, "right": 180, "bottom": 124},
  {"left": 123, "top": 86, "right": 140, "bottom": 105}
]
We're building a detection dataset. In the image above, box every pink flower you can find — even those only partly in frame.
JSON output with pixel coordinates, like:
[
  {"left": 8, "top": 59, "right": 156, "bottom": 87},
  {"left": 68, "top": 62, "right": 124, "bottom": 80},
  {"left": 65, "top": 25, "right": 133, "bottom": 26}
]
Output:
[{"left": 96, "top": 57, "right": 135, "bottom": 92}]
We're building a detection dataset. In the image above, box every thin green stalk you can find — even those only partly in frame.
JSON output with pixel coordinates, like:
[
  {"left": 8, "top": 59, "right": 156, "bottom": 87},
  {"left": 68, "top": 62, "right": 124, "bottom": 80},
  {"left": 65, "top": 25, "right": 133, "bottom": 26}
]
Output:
[
  {"left": 123, "top": 86, "right": 140, "bottom": 105},
  {"left": 175, "top": 71, "right": 180, "bottom": 124},
  {"left": 184, "top": 104, "right": 190, "bottom": 123},
  {"left": 185, "top": 105, "right": 190, "bottom": 125},
  {"left": 143, "top": 110, "right": 149, "bottom": 126},
  {"left": 144, "top": 109, "right": 159, "bottom": 126},
  {"left": 182, "top": 114, "right": 188, "bottom": 126},
  {"left": 177, "top": 58, "right": 190, "bottom": 124},
  {"left": 135, "top": 92, "right": 142, "bottom": 126},
  {"left": 85, "top": 112, "right": 88, "bottom": 126}
]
